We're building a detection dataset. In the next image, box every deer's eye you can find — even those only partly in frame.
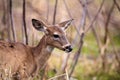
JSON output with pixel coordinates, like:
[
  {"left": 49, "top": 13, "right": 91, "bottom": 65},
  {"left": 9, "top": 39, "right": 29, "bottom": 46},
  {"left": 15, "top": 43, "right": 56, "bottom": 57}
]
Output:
[{"left": 53, "top": 34, "right": 59, "bottom": 38}]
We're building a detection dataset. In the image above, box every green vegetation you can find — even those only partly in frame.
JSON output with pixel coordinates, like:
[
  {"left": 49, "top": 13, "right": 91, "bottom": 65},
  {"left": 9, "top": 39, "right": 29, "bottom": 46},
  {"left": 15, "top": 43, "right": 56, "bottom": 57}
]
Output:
[
  {"left": 113, "top": 34, "right": 120, "bottom": 47},
  {"left": 82, "top": 32, "right": 99, "bottom": 56}
]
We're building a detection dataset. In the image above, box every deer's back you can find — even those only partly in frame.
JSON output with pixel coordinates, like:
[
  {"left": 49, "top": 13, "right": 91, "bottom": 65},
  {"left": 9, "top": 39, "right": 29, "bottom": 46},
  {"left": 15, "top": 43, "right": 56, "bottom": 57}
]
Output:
[{"left": 0, "top": 40, "right": 36, "bottom": 78}]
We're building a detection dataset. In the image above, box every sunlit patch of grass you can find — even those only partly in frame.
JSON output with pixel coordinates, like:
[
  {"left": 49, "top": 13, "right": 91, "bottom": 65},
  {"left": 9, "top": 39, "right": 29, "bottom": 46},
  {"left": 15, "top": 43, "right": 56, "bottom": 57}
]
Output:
[
  {"left": 47, "top": 69, "right": 56, "bottom": 78},
  {"left": 73, "top": 60, "right": 120, "bottom": 80},
  {"left": 92, "top": 71, "right": 120, "bottom": 80},
  {"left": 73, "top": 63, "right": 84, "bottom": 80},
  {"left": 71, "top": 32, "right": 99, "bottom": 56},
  {"left": 82, "top": 32, "right": 99, "bottom": 56},
  {"left": 107, "top": 33, "right": 120, "bottom": 52},
  {"left": 113, "top": 34, "right": 120, "bottom": 47},
  {"left": 72, "top": 46, "right": 78, "bottom": 53}
]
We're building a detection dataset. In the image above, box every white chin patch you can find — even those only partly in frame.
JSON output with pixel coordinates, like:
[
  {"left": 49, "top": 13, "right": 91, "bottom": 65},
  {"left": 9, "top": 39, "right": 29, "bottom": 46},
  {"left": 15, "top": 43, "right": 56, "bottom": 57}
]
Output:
[
  {"left": 46, "top": 46, "right": 53, "bottom": 52},
  {"left": 65, "top": 49, "right": 70, "bottom": 53}
]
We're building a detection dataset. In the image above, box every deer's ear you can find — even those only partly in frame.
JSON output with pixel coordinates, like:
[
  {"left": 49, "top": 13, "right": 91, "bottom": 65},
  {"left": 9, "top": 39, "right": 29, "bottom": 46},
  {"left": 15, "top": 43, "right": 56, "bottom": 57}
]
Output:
[
  {"left": 58, "top": 19, "right": 73, "bottom": 30},
  {"left": 32, "top": 19, "right": 48, "bottom": 33}
]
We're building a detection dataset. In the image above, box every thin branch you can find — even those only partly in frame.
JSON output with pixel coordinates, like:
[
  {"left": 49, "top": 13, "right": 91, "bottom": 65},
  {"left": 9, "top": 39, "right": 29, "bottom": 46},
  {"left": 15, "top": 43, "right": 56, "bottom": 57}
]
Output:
[
  {"left": 85, "top": 0, "right": 105, "bottom": 33},
  {"left": 85, "top": 0, "right": 106, "bottom": 49},
  {"left": 71, "top": 0, "right": 87, "bottom": 43},
  {"left": 69, "top": 0, "right": 87, "bottom": 77},
  {"left": 61, "top": 54, "right": 70, "bottom": 72},
  {"left": 46, "top": 0, "right": 49, "bottom": 22},
  {"left": 66, "top": 69, "right": 69, "bottom": 80},
  {"left": 63, "top": 0, "right": 80, "bottom": 36},
  {"left": 23, "top": 0, "right": 28, "bottom": 45},
  {"left": 52, "top": 0, "right": 58, "bottom": 25},
  {"left": 27, "top": 2, "right": 42, "bottom": 16},
  {"left": 114, "top": 0, "right": 120, "bottom": 12},
  {"left": 69, "top": 32, "right": 84, "bottom": 77},
  {"left": 48, "top": 73, "right": 66, "bottom": 80},
  {"left": 60, "top": 0, "right": 81, "bottom": 73},
  {"left": 100, "top": 1, "right": 115, "bottom": 71},
  {"left": 104, "top": 2, "right": 115, "bottom": 44},
  {"left": 9, "top": 0, "right": 17, "bottom": 42}
]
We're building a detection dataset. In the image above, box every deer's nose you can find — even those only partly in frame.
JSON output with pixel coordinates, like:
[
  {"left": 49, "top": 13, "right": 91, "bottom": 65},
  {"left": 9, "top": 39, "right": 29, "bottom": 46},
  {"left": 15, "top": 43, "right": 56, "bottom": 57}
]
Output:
[{"left": 64, "top": 45, "right": 72, "bottom": 53}]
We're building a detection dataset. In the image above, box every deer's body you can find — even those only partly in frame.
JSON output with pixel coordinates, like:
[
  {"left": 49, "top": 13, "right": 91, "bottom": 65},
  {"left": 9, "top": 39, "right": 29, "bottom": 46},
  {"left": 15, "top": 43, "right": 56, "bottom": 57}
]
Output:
[
  {"left": 0, "top": 41, "right": 35, "bottom": 78},
  {"left": 0, "top": 19, "right": 73, "bottom": 79},
  {"left": 0, "top": 36, "right": 53, "bottom": 78}
]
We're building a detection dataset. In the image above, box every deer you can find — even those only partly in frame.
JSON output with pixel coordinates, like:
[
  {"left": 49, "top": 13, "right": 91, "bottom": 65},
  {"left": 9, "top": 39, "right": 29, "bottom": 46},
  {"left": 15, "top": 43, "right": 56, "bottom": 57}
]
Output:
[{"left": 0, "top": 18, "right": 73, "bottom": 80}]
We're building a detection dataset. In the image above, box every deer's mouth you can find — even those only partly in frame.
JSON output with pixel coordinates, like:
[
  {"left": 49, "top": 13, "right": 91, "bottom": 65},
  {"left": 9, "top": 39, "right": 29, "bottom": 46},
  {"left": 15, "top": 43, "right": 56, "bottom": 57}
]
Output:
[{"left": 63, "top": 45, "right": 72, "bottom": 53}]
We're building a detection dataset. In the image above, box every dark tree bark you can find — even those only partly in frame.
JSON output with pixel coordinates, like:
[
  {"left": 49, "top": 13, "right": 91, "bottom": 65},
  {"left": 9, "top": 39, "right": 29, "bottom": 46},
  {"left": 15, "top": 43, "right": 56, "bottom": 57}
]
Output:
[{"left": 23, "top": 0, "right": 28, "bottom": 45}]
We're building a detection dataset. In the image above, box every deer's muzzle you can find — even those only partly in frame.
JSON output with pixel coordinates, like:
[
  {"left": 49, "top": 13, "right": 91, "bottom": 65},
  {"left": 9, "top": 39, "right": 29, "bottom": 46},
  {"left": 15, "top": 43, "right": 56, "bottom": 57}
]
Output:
[{"left": 63, "top": 45, "right": 72, "bottom": 53}]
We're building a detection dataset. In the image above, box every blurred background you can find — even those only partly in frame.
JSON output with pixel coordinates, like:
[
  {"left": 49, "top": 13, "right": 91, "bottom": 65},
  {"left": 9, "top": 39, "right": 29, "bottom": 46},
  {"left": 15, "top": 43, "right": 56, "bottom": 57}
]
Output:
[{"left": 0, "top": 0, "right": 120, "bottom": 80}]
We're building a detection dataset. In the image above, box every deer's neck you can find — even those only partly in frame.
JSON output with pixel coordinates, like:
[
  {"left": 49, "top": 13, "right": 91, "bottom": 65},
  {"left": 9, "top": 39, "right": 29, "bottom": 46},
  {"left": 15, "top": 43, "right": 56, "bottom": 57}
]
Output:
[{"left": 33, "top": 35, "right": 54, "bottom": 68}]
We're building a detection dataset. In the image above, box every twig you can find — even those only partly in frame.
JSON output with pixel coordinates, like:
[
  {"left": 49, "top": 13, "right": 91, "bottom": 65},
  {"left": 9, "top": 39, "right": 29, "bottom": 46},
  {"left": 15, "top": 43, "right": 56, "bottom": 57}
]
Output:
[
  {"left": 114, "top": 0, "right": 120, "bottom": 12},
  {"left": 69, "top": 32, "right": 84, "bottom": 77},
  {"left": 23, "top": 0, "right": 28, "bottom": 45},
  {"left": 52, "top": 0, "right": 58, "bottom": 25},
  {"left": 61, "top": 53, "right": 70, "bottom": 72},
  {"left": 85, "top": 0, "right": 105, "bottom": 33},
  {"left": 66, "top": 69, "right": 69, "bottom": 80},
  {"left": 48, "top": 73, "right": 66, "bottom": 80},
  {"left": 101, "top": 1, "right": 115, "bottom": 71},
  {"left": 2, "top": 0, "right": 11, "bottom": 41},
  {"left": 60, "top": 0, "right": 81, "bottom": 73},
  {"left": 85, "top": 0, "right": 106, "bottom": 49},
  {"left": 104, "top": 1, "right": 115, "bottom": 44},
  {"left": 27, "top": 2, "right": 42, "bottom": 16},
  {"left": 9, "top": 0, "right": 17, "bottom": 42},
  {"left": 63, "top": 0, "right": 80, "bottom": 36},
  {"left": 69, "top": 0, "right": 87, "bottom": 77},
  {"left": 46, "top": 0, "right": 49, "bottom": 22}
]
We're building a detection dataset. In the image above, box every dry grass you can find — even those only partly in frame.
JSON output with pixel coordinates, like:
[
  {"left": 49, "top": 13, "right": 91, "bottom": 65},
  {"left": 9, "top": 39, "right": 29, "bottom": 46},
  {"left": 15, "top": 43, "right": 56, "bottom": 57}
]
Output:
[
  {"left": 48, "top": 69, "right": 69, "bottom": 80},
  {"left": 0, "top": 67, "right": 12, "bottom": 80},
  {"left": 0, "top": 67, "right": 70, "bottom": 80}
]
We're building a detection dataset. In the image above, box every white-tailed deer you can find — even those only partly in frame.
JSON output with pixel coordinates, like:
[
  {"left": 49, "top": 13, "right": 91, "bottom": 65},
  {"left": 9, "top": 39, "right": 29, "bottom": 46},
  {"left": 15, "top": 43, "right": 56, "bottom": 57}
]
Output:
[{"left": 0, "top": 18, "right": 73, "bottom": 80}]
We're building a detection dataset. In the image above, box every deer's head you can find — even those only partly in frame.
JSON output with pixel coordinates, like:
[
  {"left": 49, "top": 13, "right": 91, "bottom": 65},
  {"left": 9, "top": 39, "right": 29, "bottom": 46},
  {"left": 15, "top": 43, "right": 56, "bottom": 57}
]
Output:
[{"left": 32, "top": 19, "right": 73, "bottom": 53}]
